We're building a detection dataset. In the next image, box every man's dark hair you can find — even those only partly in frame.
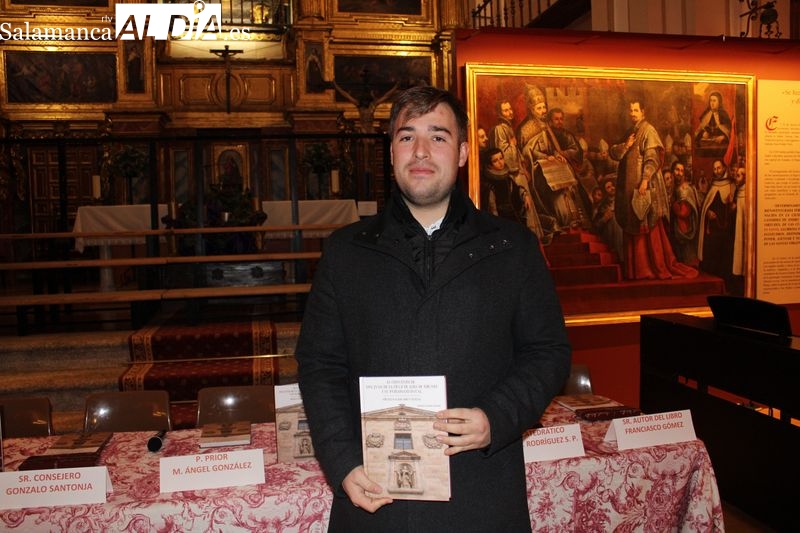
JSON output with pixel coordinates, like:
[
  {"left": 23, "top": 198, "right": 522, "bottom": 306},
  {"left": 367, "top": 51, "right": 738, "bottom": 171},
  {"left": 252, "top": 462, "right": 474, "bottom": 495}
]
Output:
[
  {"left": 482, "top": 146, "right": 502, "bottom": 167},
  {"left": 547, "top": 107, "right": 564, "bottom": 121},
  {"left": 388, "top": 86, "right": 469, "bottom": 143},
  {"left": 495, "top": 99, "right": 511, "bottom": 115}
]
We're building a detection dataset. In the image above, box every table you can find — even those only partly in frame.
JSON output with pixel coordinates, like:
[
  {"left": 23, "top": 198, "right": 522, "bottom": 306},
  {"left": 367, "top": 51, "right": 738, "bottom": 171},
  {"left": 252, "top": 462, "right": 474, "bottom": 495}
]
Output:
[
  {"left": 261, "top": 200, "right": 359, "bottom": 238},
  {"left": 0, "top": 405, "right": 723, "bottom": 532},
  {"left": 2, "top": 424, "right": 331, "bottom": 532},
  {"left": 527, "top": 404, "right": 724, "bottom": 531},
  {"left": 73, "top": 205, "right": 168, "bottom": 290},
  {"left": 73, "top": 204, "right": 169, "bottom": 254}
]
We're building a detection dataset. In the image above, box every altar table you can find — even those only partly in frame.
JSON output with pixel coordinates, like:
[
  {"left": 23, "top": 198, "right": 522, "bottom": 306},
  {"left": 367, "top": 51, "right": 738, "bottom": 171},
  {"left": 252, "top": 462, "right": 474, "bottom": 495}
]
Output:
[
  {"left": 71, "top": 201, "right": 358, "bottom": 289},
  {"left": 261, "top": 199, "right": 359, "bottom": 239},
  {"left": 0, "top": 404, "right": 723, "bottom": 532},
  {"left": 73, "top": 204, "right": 169, "bottom": 290}
]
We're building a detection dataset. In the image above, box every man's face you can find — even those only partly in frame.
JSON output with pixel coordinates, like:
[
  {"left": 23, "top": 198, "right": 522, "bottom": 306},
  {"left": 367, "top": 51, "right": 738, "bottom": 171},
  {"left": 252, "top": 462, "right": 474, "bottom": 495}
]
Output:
[
  {"left": 712, "top": 161, "right": 726, "bottom": 179},
  {"left": 629, "top": 102, "right": 644, "bottom": 125},
  {"left": 499, "top": 101, "right": 514, "bottom": 121},
  {"left": 489, "top": 151, "right": 505, "bottom": 171},
  {"left": 390, "top": 103, "right": 468, "bottom": 210},
  {"left": 604, "top": 180, "right": 615, "bottom": 195},
  {"left": 477, "top": 128, "right": 488, "bottom": 149},
  {"left": 735, "top": 167, "right": 746, "bottom": 186},
  {"left": 663, "top": 171, "right": 673, "bottom": 189},
  {"left": 673, "top": 163, "right": 686, "bottom": 183},
  {"left": 533, "top": 102, "right": 547, "bottom": 120},
  {"left": 549, "top": 112, "right": 565, "bottom": 130},
  {"left": 709, "top": 95, "right": 720, "bottom": 110}
]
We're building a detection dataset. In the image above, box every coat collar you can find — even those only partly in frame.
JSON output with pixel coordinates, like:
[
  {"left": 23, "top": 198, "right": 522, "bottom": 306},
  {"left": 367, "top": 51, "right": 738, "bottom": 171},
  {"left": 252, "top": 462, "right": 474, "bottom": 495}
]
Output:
[
  {"left": 352, "top": 188, "right": 515, "bottom": 295},
  {"left": 355, "top": 187, "right": 499, "bottom": 246}
]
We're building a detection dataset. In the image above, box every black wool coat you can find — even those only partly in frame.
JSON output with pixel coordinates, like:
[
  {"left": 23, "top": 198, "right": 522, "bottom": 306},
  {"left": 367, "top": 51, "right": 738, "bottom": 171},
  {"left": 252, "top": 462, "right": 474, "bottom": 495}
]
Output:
[{"left": 296, "top": 189, "right": 572, "bottom": 533}]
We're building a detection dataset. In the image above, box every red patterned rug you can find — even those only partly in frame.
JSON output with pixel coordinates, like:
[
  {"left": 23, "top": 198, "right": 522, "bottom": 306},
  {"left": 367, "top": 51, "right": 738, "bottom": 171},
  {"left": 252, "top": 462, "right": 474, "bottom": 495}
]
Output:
[
  {"left": 128, "top": 318, "right": 276, "bottom": 361},
  {"left": 120, "top": 317, "right": 279, "bottom": 428}
]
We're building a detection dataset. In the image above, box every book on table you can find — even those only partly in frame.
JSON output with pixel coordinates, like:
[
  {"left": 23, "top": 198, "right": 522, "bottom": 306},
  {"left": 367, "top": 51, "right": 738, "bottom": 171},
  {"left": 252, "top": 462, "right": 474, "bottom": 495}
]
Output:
[
  {"left": 359, "top": 375, "right": 450, "bottom": 501},
  {"left": 274, "top": 383, "right": 315, "bottom": 463},
  {"left": 199, "top": 421, "right": 252, "bottom": 448},
  {"left": 18, "top": 432, "right": 113, "bottom": 470},
  {"left": 554, "top": 394, "right": 642, "bottom": 421}
]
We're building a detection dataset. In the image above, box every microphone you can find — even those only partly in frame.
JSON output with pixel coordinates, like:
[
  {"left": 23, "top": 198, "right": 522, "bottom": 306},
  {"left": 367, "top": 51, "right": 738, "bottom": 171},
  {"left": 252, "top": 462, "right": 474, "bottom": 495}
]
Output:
[{"left": 147, "top": 430, "right": 167, "bottom": 452}]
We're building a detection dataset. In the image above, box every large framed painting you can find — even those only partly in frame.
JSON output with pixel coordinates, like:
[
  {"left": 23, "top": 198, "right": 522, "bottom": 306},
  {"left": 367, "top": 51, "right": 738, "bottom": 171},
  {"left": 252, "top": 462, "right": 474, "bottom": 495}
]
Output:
[
  {"left": 3, "top": 50, "right": 117, "bottom": 104},
  {"left": 464, "top": 63, "right": 755, "bottom": 323}
]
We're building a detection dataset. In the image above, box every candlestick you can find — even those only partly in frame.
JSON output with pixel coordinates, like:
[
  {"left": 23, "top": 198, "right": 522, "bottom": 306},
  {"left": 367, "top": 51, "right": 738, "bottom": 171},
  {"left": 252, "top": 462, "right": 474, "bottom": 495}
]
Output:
[
  {"left": 92, "top": 174, "right": 101, "bottom": 199},
  {"left": 331, "top": 169, "right": 340, "bottom": 194}
]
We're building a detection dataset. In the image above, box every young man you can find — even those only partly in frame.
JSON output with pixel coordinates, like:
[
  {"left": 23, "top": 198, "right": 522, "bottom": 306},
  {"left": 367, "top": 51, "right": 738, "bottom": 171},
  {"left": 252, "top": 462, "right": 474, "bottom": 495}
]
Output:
[{"left": 296, "top": 86, "right": 571, "bottom": 532}]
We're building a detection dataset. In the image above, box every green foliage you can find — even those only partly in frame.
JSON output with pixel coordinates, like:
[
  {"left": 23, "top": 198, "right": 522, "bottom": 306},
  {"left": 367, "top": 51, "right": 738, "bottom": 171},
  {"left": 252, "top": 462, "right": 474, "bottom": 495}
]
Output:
[
  {"left": 301, "top": 142, "right": 336, "bottom": 174},
  {"left": 108, "top": 145, "right": 148, "bottom": 180}
]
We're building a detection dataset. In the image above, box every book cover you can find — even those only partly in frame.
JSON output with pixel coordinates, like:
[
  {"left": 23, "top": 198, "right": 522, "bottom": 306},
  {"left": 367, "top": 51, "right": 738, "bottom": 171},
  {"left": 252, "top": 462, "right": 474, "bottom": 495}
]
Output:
[
  {"left": 19, "top": 432, "right": 112, "bottom": 471},
  {"left": 554, "top": 394, "right": 642, "bottom": 421},
  {"left": 199, "top": 421, "right": 252, "bottom": 448},
  {"left": 42, "top": 432, "right": 112, "bottom": 455},
  {"left": 554, "top": 394, "right": 622, "bottom": 411},
  {"left": 359, "top": 376, "right": 450, "bottom": 501},
  {"left": 274, "top": 383, "right": 315, "bottom": 463}
]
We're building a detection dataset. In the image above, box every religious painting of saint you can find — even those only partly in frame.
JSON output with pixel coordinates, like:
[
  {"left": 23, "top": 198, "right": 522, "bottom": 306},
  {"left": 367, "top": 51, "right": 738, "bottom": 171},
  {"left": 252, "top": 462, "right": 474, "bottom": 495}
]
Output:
[
  {"left": 4, "top": 51, "right": 117, "bottom": 104},
  {"left": 212, "top": 144, "right": 250, "bottom": 191},
  {"left": 465, "top": 63, "right": 754, "bottom": 320}
]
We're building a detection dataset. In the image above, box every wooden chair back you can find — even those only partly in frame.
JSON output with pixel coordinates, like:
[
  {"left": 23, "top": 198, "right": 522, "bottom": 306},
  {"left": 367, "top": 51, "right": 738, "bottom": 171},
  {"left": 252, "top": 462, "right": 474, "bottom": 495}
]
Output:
[
  {"left": 560, "top": 364, "right": 594, "bottom": 395},
  {"left": 196, "top": 385, "right": 275, "bottom": 427},
  {"left": 0, "top": 396, "right": 53, "bottom": 438},
  {"left": 84, "top": 390, "right": 172, "bottom": 433}
]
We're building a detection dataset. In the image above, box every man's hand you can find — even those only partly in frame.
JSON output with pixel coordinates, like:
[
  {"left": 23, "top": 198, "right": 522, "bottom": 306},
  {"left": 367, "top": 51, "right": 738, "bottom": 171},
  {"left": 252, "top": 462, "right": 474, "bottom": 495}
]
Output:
[
  {"left": 342, "top": 466, "right": 393, "bottom": 512},
  {"left": 434, "top": 407, "right": 491, "bottom": 456}
]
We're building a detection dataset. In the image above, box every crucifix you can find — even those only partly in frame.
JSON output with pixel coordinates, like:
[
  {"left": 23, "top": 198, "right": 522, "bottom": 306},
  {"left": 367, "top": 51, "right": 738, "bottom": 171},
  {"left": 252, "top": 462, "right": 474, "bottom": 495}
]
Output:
[{"left": 209, "top": 45, "right": 244, "bottom": 113}]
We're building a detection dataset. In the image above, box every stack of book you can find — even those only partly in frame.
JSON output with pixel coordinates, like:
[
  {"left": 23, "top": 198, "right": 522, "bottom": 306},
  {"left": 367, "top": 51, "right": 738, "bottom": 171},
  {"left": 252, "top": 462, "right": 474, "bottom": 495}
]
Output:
[
  {"left": 554, "top": 394, "right": 642, "bottom": 421},
  {"left": 18, "top": 432, "right": 112, "bottom": 470},
  {"left": 198, "top": 421, "right": 252, "bottom": 448}
]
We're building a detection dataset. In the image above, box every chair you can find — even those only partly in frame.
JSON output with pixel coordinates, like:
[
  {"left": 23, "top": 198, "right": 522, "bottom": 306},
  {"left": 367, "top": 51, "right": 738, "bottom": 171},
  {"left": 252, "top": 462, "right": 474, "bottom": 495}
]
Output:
[
  {"left": 196, "top": 385, "right": 275, "bottom": 427},
  {"left": 0, "top": 396, "right": 53, "bottom": 438},
  {"left": 560, "top": 364, "right": 593, "bottom": 395},
  {"left": 84, "top": 390, "right": 172, "bottom": 433}
]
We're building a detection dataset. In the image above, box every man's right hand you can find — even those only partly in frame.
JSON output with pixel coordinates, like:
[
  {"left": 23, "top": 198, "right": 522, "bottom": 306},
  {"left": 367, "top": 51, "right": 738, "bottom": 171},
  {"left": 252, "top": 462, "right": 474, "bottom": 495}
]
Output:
[{"left": 342, "top": 466, "right": 394, "bottom": 513}]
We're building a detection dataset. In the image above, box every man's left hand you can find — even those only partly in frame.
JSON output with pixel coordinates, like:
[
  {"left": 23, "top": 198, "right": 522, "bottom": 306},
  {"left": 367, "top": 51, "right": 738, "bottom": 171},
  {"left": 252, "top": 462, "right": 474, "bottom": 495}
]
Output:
[{"left": 434, "top": 408, "right": 490, "bottom": 456}]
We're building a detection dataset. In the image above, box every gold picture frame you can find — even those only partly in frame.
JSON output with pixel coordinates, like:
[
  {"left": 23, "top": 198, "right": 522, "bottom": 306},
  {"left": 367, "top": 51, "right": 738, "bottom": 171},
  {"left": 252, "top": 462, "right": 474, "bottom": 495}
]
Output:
[
  {"left": 464, "top": 62, "right": 755, "bottom": 323},
  {"left": 212, "top": 144, "right": 250, "bottom": 191},
  {"left": 330, "top": 0, "right": 432, "bottom": 27},
  {"left": 0, "top": 43, "right": 118, "bottom": 117}
]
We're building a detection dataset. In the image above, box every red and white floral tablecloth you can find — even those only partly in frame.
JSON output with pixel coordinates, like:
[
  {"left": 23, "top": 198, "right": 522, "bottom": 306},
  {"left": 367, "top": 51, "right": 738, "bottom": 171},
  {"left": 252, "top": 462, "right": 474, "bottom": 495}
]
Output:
[
  {"left": 527, "top": 404, "right": 724, "bottom": 532},
  {"left": 1, "top": 404, "right": 723, "bottom": 532}
]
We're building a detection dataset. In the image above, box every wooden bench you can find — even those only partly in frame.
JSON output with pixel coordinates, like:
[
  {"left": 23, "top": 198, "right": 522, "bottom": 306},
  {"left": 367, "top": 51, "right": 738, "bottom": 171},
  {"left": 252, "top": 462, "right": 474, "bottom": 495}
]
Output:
[{"left": 0, "top": 225, "right": 332, "bottom": 335}]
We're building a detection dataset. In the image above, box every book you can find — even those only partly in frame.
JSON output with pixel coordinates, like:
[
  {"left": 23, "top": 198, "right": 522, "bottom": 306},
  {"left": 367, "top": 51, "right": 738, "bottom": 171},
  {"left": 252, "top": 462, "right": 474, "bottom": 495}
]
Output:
[
  {"left": 274, "top": 383, "right": 315, "bottom": 463},
  {"left": 554, "top": 394, "right": 642, "bottom": 421},
  {"left": 42, "top": 432, "right": 113, "bottom": 455},
  {"left": 199, "top": 421, "right": 252, "bottom": 448},
  {"left": 554, "top": 394, "right": 622, "bottom": 411},
  {"left": 18, "top": 432, "right": 112, "bottom": 471},
  {"left": 359, "top": 375, "right": 450, "bottom": 502}
]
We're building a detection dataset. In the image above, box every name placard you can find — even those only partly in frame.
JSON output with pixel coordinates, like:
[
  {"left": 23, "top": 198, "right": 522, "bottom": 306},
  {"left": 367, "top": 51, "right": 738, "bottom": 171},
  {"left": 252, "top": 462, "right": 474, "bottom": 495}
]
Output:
[
  {"left": 523, "top": 424, "right": 585, "bottom": 463},
  {"left": 605, "top": 409, "right": 696, "bottom": 450},
  {"left": 0, "top": 466, "right": 109, "bottom": 510},
  {"left": 159, "top": 448, "right": 264, "bottom": 493}
]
